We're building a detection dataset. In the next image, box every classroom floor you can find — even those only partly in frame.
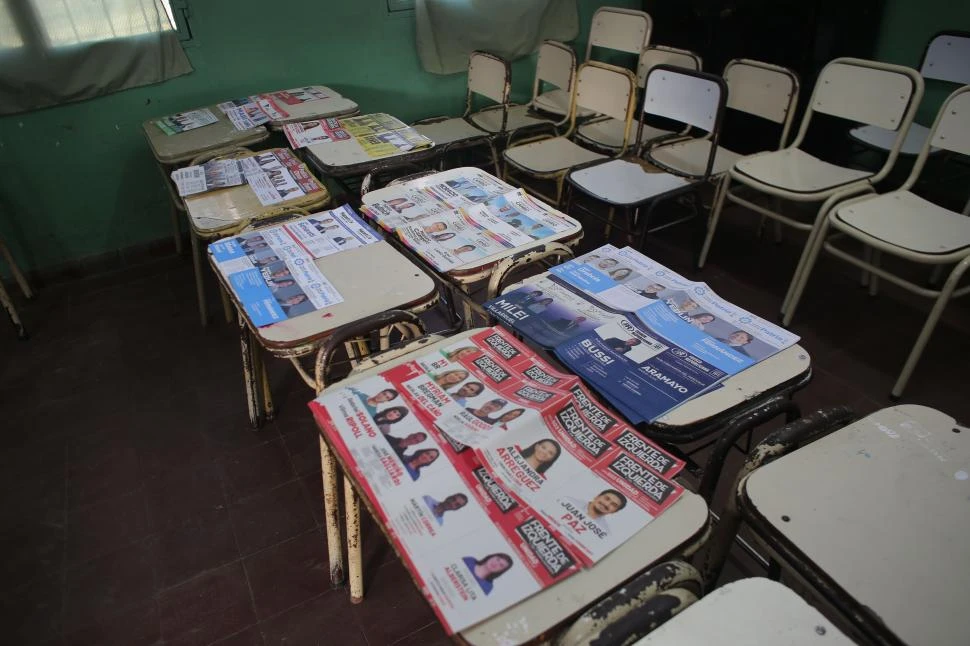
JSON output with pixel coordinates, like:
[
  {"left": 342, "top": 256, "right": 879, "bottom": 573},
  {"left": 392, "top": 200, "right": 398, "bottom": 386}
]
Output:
[{"left": 2, "top": 201, "right": 968, "bottom": 646}]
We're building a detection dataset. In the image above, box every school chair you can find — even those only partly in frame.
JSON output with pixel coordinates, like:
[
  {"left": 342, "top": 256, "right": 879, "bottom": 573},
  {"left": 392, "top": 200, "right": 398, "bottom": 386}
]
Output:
[
  {"left": 413, "top": 51, "right": 512, "bottom": 175},
  {"left": 0, "top": 236, "right": 32, "bottom": 339},
  {"left": 850, "top": 31, "right": 970, "bottom": 156},
  {"left": 697, "top": 58, "right": 924, "bottom": 317},
  {"left": 650, "top": 58, "right": 800, "bottom": 179},
  {"left": 502, "top": 61, "right": 638, "bottom": 207},
  {"left": 527, "top": 40, "right": 585, "bottom": 120},
  {"left": 565, "top": 66, "right": 728, "bottom": 247},
  {"left": 575, "top": 45, "right": 703, "bottom": 153},
  {"left": 782, "top": 85, "right": 970, "bottom": 398}
]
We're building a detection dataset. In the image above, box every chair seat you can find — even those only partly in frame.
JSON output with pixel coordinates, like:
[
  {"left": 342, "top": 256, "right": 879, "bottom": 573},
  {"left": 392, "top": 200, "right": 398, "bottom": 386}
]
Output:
[
  {"left": 468, "top": 105, "right": 555, "bottom": 134},
  {"left": 533, "top": 89, "right": 595, "bottom": 118},
  {"left": 733, "top": 148, "right": 873, "bottom": 195},
  {"left": 649, "top": 139, "right": 742, "bottom": 177},
  {"left": 568, "top": 159, "right": 692, "bottom": 206},
  {"left": 412, "top": 117, "right": 487, "bottom": 146},
  {"left": 849, "top": 123, "right": 937, "bottom": 156},
  {"left": 575, "top": 118, "right": 673, "bottom": 151},
  {"left": 834, "top": 190, "right": 970, "bottom": 255},
  {"left": 503, "top": 137, "right": 606, "bottom": 174}
]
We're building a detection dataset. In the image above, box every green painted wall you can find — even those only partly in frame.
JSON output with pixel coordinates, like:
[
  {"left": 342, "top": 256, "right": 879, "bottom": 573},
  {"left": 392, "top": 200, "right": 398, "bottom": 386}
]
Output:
[
  {"left": 0, "top": 0, "right": 636, "bottom": 276},
  {"left": 874, "top": 0, "right": 970, "bottom": 124}
]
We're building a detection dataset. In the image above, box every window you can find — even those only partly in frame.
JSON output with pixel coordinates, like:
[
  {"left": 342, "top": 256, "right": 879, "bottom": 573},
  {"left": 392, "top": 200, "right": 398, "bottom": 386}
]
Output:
[{"left": 2, "top": 0, "right": 175, "bottom": 49}]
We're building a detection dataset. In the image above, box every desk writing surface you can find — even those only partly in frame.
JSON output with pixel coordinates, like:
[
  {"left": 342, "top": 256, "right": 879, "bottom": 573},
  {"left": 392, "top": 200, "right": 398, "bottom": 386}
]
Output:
[
  {"left": 746, "top": 405, "right": 970, "bottom": 646},
  {"left": 236, "top": 240, "right": 437, "bottom": 348},
  {"left": 305, "top": 137, "right": 436, "bottom": 177},
  {"left": 183, "top": 152, "right": 331, "bottom": 237},
  {"left": 315, "top": 329, "right": 708, "bottom": 645},
  {"left": 142, "top": 106, "right": 268, "bottom": 165},
  {"left": 264, "top": 85, "right": 359, "bottom": 127},
  {"left": 634, "top": 578, "right": 852, "bottom": 645},
  {"left": 360, "top": 167, "right": 583, "bottom": 280}
]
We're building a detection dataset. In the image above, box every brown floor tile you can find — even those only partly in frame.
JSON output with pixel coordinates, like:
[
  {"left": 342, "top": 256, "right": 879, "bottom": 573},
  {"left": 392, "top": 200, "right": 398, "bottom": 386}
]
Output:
[
  {"left": 155, "top": 508, "right": 239, "bottom": 589},
  {"left": 63, "top": 538, "right": 157, "bottom": 632},
  {"left": 158, "top": 561, "right": 255, "bottom": 646},
  {"left": 230, "top": 481, "right": 316, "bottom": 556},
  {"left": 299, "top": 472, "right": 324, "bottom": 528},
  {"left": 220, "top": 440, "right": 296, "bottom": 502},
  {"left": 66, "top": 490, "right": 150, "bottom": 564},
  {"left": 211, "top": 625, "right": 264, "bottom": 646},
  {"left": 281, "top": 424, "right": 323, "bottom": 477},
  {"left": 2, "top": 572, "right": 62, "bottom": 646},
  {"left": 259, "top": 592, "right": 366, "bottom": 646},
  {"left": 144, "top": 462, "right": 228, "bottom": 533},
  {"left": 390, "top": 622, "right": 449, "bottom": 646},
  {"left": 351, "top": 560, "right": 437, "bottom": 646},
  {"left": 243, "top": 529, "right": 329, "bottom": 620},
  {"left": 63, "top": 599, "right": 160, "bottom": 646},
  {"left": 67, "top": 445, "right": 141, "bottom": 510}
]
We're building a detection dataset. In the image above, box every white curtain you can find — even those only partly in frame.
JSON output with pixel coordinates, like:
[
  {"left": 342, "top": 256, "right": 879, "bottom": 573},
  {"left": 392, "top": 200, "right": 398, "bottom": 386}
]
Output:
[
  {"left": 0, "top": 0, "right": 192, "bottom": 114},
  {"left": 416, "top": 0, "right": 579, "bottom": 75}
]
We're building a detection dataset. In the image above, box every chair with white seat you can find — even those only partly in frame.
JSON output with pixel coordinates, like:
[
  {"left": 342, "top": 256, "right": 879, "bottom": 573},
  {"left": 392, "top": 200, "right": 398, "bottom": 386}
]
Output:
[
  {"left": 473, "top": 41, "right": 573, "bottom": 139},
  {"left": 532, "top": 6, "right": 652, "bottom": 118},
  {"left": 850, "top": 31, "right": 970, "bottom": 156},
  {"left": 697, "top": 57, "right": 924, "bottom": 316},
  {"left": 412, "top": 51, "right": 510, "bottom": 174},
  {"left": 783, "top": 85, "right": 970, "bottom": 398},
  {"left": 650, "top": 58, "right": 799, "bottom": 179},
  {"left": 576, "top": 45, "right": 703, "bottom": 153},
  {"left": 502, "top": 61, "right": 638, "bottom": 207},
  {"left": 566, "top": 65, "right": 728, "bottom": 248}
]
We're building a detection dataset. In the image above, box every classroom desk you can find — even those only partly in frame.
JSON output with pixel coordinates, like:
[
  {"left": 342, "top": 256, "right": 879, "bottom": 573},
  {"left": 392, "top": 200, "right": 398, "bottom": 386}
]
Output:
[
  {"left": 634, "top": 578, "right": 852, "bottom": 645},
  {"left": 210, "top": 238, "right": 438, "bottom": 428},
  {"left": 184, "top": 148, "right": 332, "bottom": 326},
  {"left": 360, "top": 167, "right": 584, "bottom": 326},
  {"left": 142, "top": 85, "right": 358, "bottom": 251},
  {"left": 312, "top": 328, "right": 710, "bottom": 644},
  {"left": 303, "top": 113, "right": 439, "bottom": 187},
  {"left": 743, "top": 405, "right": 970, "bottom": 646}
]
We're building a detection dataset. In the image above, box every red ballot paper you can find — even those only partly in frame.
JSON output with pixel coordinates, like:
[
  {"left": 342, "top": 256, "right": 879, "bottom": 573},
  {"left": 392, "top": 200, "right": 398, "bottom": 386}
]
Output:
[{"left": 309, "top": 327, "right": 685, "bottom": 633}]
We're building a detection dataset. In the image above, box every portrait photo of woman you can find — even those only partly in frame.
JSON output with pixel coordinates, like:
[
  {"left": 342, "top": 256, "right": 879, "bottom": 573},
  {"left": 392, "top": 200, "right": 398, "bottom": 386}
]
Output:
[
  {"left": 433, "top": 369, "right": 469, "bottom": 389},
  {"left": 461, "top": 553, "right": 513, "bottom": 595},
  {"left": 373, "top": 405, "right": 410, "bottom": 434},
  {"left": 404, "top": 448, "right": 440, "bottom": 480},
  {"left": 518, "top": 439, "right": 561, "bottom": 475}
]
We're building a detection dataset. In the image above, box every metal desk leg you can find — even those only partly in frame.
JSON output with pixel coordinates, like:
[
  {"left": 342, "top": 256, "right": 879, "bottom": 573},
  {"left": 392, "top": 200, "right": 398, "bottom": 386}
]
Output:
[
  {"left": 238, "top": 316, "right": 262, "bottom": 428},
  {"left": 0, "top": 239, "right": 33, "bottom": 299},
  {"left": 190, "top": 230, "right": 208, "bottom": 327},
  {"left": 221, "top": 286, "right": 235, "bottom": 324},
  {"left": 319, "top": 437, "right": 346, "bottom": 586},
  {"left": 155, "top": 160, "right": 184, "bottom": 254},
  {"left": 0, "top": 279, "right": 26, "bottom": 339},
  {"left": 345, "top": 476, "right": 364, "bottom": 603},
  {"left": 259, "top": 352, "right": 275, "bottom": 422}
]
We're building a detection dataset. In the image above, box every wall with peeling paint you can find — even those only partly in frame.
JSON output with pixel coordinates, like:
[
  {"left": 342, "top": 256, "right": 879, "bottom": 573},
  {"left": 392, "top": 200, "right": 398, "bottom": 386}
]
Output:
[{"left": 0, "top": 0, "right": 637, "bottom": 276}]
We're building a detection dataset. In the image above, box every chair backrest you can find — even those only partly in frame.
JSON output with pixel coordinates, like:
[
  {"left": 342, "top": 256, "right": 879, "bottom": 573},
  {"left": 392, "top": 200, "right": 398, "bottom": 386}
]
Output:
[
  {"left": 532, "top": 40, "right": 576, "bottom": 99},
  {"left": 585, "top": 7, "right": 652, "bottom": 60},
  {"left": 641, "top": 65, "right": 726, "bottom": 135},
  {"left": 467, "top": 51, "right": 510, "bottom": 106},
  {"left": 791, "top": 57, "right": 923, "bottom": 181},
  {"left": 806, "top": 58, "right": 921, "bottom": 131},
  {"left": 574, "top": 61, "right": 638, "bottom": 126},
  {"left": 906, "top": 85, "right": 970, "bottom": 189},
  {"left": 723, "top": 59, "right": 800, "bottom": 147},
  {"left": 920, "top": 31, "right": 970, "bottom": 85},
  {"left": 637, "top": 45, "right": 702, "bottom": 89}
]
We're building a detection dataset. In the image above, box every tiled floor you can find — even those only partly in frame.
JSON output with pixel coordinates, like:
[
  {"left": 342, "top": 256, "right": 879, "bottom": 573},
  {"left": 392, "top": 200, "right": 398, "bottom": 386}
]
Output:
[{"left": 1, "top": 199, "right": 968, "bottom": 645}]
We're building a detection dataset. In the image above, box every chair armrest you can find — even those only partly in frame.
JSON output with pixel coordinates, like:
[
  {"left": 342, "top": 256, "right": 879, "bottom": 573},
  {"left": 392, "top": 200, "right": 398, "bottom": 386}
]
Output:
[
  {"left": 555, "top": 560, "right": 702, "bottom": 646},
  {"left": 485, "top": 242, "right": 575, "bottom": 300},
  {"left": 313, "top": 309, "right": 425, "bottom": 392}
]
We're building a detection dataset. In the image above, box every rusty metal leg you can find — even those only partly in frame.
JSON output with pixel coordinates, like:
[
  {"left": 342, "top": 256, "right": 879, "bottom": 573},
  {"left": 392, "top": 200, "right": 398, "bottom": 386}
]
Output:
[
  {"left": 190, "top": 230, "right": 208, "bottom": 327},
  {"left": 0, "top": 239, "right": 33, "bottom": 299},
  {"left": 345, "top": 476, "right": 364, "bottom": 603},
  {"left": 319, "top": 437, "right": 346, "bottom": 587},
  {"left": 170, "top": 201, "right": 184, "bottom": 254},
  {"left": 221, "top": 287, "right": 235, "bottom": 324},
  {"left": 238, "top": 316, "right": 261, "bottom": 429},
  {"left": 0, "top": 279, "right": 26, "bottom": 339},
  {"left": 258, "top": 351, "right": 275, "bottom": 422}
]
